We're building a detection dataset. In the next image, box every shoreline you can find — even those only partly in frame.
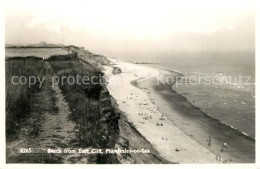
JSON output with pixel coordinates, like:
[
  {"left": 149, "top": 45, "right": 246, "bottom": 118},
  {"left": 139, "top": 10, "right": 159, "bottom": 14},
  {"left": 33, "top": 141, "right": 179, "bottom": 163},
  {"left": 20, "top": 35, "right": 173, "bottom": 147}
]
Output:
[
  {"left": 172, "top": 88, "right": 254, "bottom": 140},
  {"left": 132, "top": 61, "right": 254, "bottom": 139},
  {"left": 103, "top": 59, "right": 222, "bottom": 163}
]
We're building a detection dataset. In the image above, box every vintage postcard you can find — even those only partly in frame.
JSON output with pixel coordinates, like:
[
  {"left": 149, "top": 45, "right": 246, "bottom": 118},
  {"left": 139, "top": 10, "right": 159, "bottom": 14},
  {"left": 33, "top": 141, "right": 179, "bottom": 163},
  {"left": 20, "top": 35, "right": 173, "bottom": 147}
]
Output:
[{"left": 0, "top": 0, "right": 258, "bottom": 168}]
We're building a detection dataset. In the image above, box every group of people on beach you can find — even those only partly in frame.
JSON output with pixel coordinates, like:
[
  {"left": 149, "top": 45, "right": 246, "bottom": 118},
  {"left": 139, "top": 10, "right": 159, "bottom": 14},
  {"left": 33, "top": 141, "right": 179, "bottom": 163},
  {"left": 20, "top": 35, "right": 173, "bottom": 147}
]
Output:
[
  {"left": 207, "top": 136, "right": 231, "bottom": 162},
  {"left": 126, "top": 91, "right": 167, "bottom": 128},
  {"left": 207, "top": 137, "right": 229, "bottom": 152}
]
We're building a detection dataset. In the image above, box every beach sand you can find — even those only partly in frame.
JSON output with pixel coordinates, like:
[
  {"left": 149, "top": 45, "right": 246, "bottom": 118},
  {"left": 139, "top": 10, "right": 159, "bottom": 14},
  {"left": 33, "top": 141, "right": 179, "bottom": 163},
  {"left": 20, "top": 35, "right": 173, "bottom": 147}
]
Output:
[{"left": 103, "top": 59, "right": 222, "bottom": 163}]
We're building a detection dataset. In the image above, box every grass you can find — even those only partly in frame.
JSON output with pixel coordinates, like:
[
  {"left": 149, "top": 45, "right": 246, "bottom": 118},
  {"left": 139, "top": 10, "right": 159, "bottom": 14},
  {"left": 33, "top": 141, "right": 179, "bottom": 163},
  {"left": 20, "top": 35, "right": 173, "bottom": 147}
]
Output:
[
  {"left": 48, "top": 55, "right": 106, "bottom": 147},
  {"left": 47, "top": 53, "right": 78, "bottom": 61},
  {"left": 49, "top": 55, "right": 119, "bottom": 163},
  {"left": 5, "top": 56, "right": 46, "bottom": 139},
  {"left": 6, "top": 54, "right": 119, "bottom": 163}
]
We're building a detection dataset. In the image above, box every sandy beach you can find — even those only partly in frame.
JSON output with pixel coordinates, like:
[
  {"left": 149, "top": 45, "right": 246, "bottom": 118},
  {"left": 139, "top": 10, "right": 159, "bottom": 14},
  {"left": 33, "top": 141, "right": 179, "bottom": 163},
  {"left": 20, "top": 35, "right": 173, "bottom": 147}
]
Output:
[{"left": 104, "top": 59, "right": 222, "bottom": 163}]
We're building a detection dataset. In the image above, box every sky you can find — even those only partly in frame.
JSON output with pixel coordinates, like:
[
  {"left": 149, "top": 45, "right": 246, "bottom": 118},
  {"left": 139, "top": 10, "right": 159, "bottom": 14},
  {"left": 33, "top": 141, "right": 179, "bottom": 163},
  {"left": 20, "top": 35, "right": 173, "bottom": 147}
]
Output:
[{"left": 5, "top": 0, "right": 255, "bottom": 57}]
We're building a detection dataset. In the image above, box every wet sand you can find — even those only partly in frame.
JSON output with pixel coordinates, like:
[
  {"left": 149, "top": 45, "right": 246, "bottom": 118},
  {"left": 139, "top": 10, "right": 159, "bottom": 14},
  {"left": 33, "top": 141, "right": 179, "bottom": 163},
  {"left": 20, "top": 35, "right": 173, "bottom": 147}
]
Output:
[{"left": 104, "top": 59, "right": 222, "bottom": 163}]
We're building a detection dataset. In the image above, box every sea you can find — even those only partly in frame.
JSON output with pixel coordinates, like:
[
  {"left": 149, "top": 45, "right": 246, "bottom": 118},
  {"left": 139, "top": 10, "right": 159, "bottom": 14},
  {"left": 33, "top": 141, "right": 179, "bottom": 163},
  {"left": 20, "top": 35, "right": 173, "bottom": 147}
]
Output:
[{"left": 108, "top": 50, "right": 255, "bottom": 138}]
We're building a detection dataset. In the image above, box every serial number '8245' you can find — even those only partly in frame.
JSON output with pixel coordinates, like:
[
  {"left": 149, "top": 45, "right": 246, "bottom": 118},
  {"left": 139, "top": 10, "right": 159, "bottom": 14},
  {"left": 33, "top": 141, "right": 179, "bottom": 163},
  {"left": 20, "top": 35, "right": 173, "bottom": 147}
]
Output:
[{"left": 19, "top": 148, "right": 32, "bottom": 153}]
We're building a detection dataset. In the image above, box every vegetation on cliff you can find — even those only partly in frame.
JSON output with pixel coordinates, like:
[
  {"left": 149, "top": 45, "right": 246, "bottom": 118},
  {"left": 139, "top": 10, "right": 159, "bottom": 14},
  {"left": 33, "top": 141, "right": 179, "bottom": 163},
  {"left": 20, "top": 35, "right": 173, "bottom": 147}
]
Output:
[{"left": 6, "top": 50, "right": 119, "bottom": 163}]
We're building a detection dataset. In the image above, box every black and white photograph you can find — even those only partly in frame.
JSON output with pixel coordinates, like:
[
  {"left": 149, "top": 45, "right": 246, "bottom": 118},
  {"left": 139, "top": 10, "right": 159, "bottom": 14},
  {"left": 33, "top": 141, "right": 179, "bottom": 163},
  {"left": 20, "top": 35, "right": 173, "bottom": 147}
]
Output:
[{"left": 0, "top": 0, "right": 258, "bottom": 168}]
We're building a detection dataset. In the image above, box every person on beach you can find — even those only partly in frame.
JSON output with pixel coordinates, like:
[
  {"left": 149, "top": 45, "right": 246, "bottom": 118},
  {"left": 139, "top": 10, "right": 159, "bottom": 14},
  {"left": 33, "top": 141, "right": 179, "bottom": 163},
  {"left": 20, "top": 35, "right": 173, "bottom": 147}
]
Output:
[
  {"left": 156, "top": 122, "right": 164, "bottom": 126},
  {"left": 207, "top": 137, "right": 211, "bottom": 147},
  {"left": 221, "top": 142, "right": 229, "bottom": 152},
  {"left": 159, "top": 115, "right": 165, "bottom": 120},
  {"left": 223, "top": 142, "right": 229, "bottom": 148}
]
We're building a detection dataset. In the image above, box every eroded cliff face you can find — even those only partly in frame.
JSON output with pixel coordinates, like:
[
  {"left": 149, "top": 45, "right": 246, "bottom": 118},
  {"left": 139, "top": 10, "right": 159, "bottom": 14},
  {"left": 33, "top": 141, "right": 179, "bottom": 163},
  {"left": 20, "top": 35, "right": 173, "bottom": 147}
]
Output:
[
  {"left": 94, "top": 87, "right": 119, "bottom": 163},
  {"left": 64, "top": 45, "right": 111, "bottom": 70},
  {"left": 99, "top": 87, "right": 135, "bottom": 164},
  {"left": 62, "top": 46, "right": 134, "bottom": 163}
]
